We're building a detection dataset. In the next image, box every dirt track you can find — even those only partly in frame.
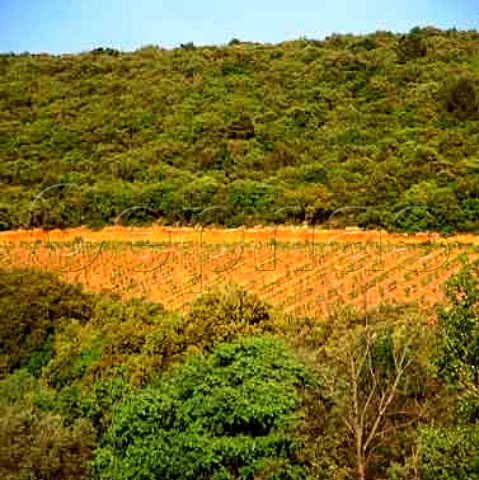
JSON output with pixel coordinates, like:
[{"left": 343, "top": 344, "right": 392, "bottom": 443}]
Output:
[{"left": 1, "top": 225, "right": 478, "bottom": 245}]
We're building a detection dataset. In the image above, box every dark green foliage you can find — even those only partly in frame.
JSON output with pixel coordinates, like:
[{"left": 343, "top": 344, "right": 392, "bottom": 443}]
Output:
[
  {"left": 421, "top": 263, "right": 479, "bottom": 479},
  {"left": 91, "top": 47, "right": 121, "bottom": 57},
  {"left": 395, "top": 32, "right": 427, "bottom": 63},
  {"left": 2, "top": 29, "right": 479, "bottom": 232},
  {"left": 82, "top": 373, "right": 131, "bottom": 435},
  {"left": 442, "top": 76, "right": 479, "bottom": 121},
  {"left": 359, "top": 325, "right": 398, "bottom": 388},
  {"left": 93, "top": 337, "right": 309, "bottom": 480},
  {"left": 226, "top": 115, "right": 255, "bottom": 139},
  {"left": 0, "top": 268, "right": 96, "bottom": 376},
  {"left": 180, "top": 41, "right": 196, "bottom": 50},
  {"left": 45, "top": 373, "right": 131, "bottom": 435}
]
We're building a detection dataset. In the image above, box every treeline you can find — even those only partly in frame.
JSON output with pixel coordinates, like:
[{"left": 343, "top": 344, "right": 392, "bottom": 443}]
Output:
[
  {"left": 1, "top": 27, "right": 479, "bottom": 233},
  {"left": 1, "top": 262, "right": 479, "bottom": 478}
]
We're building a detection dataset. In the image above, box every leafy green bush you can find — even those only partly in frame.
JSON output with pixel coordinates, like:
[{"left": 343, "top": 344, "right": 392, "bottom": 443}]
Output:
[
  {"left": 418, "top": 425, "right": 479, "bottom": 480},
  {"left": 226, "top": 115, "right": 255, "bottom": 139},
  {"left": 435, "top": 261, "right": 479, "bottom": 388},
  {"left": 93, "top": 337, "right": 310, "bottom": 480},
  {"left": 43, "top": 296, "right": 174, "bottom": 389}
]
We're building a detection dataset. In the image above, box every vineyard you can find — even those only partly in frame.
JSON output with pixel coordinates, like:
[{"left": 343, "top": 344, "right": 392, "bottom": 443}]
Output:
[
  {"left": 4, "top": 25, "right": 479, "bottom": 480},
  {"left": 2, "top": 226, "right": 478, "bottom": 318}
]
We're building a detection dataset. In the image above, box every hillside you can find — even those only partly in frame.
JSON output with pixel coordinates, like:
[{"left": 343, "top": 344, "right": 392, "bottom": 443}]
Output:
[
  {"left": 4, "top": 23, "right": 479, "bottom": 480},
  {"left": 1, "top": 27, "right": 479, "bottom": 232}
]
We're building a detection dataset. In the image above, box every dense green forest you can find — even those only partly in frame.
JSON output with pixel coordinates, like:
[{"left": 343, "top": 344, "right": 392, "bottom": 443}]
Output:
[
  {"left": 1, "top": 27, "right": 479, "bottom": 232},
  {"left": 1, "top": 263, "right": 479, "bottom": 479}
]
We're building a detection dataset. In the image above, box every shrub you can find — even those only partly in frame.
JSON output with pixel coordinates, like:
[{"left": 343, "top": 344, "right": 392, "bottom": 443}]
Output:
[
  {"left": 184, "top": 286, "right": 275, "bottom": 349},
  {"left": 442, "top": 76, "right": 479, "bottom": 121},
  {"left": 0, "top": 405, "right": 95, "bottom": 480},
  {"left": 418, "top": 425, "right": 479, "bottom": 480},
  {"left": 0, "top": 268, "right": 96, "bottom": 377},
  {"left": 395, "top": 32, "right": 427, "bottom": 63},
  {"left": 435, "top": 261, "right": 479, "bottom": 388},
  {"left": 43, "top": 296, "right": 172, "bottom": 389},
  {"left": 226, "top": 115, "right": 255, "bottom": 139}
]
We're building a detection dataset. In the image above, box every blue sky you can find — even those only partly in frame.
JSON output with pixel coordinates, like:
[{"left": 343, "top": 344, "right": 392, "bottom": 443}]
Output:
[{"left": 0, "top": 0, "right": 477, "bottom": 54}]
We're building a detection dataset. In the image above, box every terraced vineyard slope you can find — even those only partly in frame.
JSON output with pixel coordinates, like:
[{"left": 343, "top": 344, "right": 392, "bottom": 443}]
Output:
[{"left": 2, "top": 226, "right": 478, "bottom": 318}]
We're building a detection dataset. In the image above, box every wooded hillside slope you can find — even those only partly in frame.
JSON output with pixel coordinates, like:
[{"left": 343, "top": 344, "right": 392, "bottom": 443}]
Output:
[{"left": 1, "top": 27, "right": 479, "bottom": 232}]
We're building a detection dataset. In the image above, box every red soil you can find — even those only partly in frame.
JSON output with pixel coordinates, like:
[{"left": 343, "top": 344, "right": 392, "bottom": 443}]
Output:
[{"left": 1, "top": 227, "right": 477, "bottom": 319}]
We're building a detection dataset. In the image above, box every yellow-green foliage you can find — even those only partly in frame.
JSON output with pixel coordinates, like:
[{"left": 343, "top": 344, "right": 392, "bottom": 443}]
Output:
[
  {"left": 44, "top": 297, "right": 181, "bottom": 388},
  {"left": 183, "top": 285, "right": 276, "bottom": 349},
  {"left": 44, "top": 286, "right": 278, "bottom": 389}
]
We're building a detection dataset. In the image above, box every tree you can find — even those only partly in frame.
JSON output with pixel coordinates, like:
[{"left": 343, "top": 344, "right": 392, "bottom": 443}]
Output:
[
  {"left": 317, "top": 309, "right": 431, "bottom": 479},
  {"left": 184, "top": 286, "right": 275, "bottom": 349},
  {"left": 93, "top": 337, "right": 310, "bottom": 480},
  {"left": 417, "top": 262, "right": 479, "bottom": 480}
]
